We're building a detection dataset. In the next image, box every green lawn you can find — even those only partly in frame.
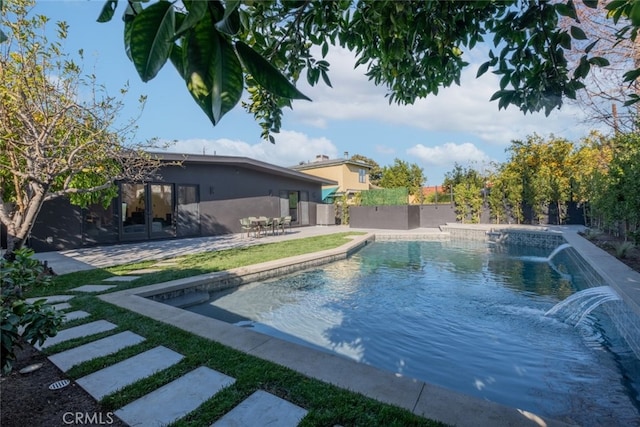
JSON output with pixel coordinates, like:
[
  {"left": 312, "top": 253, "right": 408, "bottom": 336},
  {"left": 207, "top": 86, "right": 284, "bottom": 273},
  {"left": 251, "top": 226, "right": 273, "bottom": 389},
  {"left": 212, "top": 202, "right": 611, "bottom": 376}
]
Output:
[{"left": 31, "top": 232, "right": 446, "bottom": 427}]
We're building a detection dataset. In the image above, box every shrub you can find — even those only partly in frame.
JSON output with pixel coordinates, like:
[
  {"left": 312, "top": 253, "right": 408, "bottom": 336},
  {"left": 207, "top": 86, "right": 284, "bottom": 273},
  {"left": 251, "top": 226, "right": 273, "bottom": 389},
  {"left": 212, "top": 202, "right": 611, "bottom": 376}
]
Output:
[
  {"left": 614, "top": 241, "right": 635, "bottom": 259},
  {"left": 1, "top": 248, "right": 63, "bottom": 374}
]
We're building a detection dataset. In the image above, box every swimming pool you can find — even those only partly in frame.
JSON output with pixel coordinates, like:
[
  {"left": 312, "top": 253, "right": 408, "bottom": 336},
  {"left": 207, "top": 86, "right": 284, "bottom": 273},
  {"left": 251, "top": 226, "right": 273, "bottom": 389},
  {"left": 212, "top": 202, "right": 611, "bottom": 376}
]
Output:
[{"left": 188, "top": 239, "right": 640, "bottom": 426}]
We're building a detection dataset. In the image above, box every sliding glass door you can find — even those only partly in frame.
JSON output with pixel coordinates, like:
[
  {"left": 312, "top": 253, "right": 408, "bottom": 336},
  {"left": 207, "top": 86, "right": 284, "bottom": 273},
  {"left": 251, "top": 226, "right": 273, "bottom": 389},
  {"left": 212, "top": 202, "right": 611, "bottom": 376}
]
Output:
[
  {"left": 150, "top": 184, "right": 175, "bottom": 238},
  {"left": 120, "top": 182, "right": 176, "bottom": 240},
  {"left": 121, "top": 183, "right": 147, "bottom": 239}
]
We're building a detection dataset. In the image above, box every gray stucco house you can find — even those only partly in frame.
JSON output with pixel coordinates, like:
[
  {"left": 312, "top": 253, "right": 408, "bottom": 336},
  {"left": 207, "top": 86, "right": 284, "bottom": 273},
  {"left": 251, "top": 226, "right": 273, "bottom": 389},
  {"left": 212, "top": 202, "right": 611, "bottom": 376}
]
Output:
[{"left": 18, "top": 152, "right": 335, "bottom": 252}]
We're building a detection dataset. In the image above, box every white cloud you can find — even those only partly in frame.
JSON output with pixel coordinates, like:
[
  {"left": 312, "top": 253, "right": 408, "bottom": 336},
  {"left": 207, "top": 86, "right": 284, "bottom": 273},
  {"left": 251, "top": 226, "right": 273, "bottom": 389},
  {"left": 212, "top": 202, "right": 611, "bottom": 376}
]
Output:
[
  {"left": 407, "top": 142, "right": 492, "bottom": 168},
  {"left": 292, "top": 46, "right": 594, "bottom": 147},
  {"left": 161, "top": 130, "right": 338, "bottom": 168}
]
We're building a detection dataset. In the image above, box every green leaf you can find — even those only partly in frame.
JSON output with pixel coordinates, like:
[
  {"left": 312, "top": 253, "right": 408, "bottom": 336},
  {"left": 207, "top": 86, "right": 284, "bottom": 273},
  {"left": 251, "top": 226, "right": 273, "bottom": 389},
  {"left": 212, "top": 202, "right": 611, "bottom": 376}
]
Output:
[
  {"left": 169, "top": 43, "right": 186, "bottom": 80},
  {"left": 235, "top": 41, "right": 311, "bottom": 101},
  {"left": 498, "top": 91, "right": 514, "bottom": 110},
  {"left": 216, "top": 8, "right": 241, "bottom": 35},
  {"left": 633, "top": 1, "right": 640, "bottom": 26},
  {"left": 584, "top": 39, "right": 598, "bottom": 54},
  {"left": 623, "top": 68, "right": 640, "bottom": 82},
  {"left": 489, "top": 90, "right": 508, "bottom": 102},
  {"left": 583, "top": 0, "right": 599, "bottom": 8},
  {"left": 0, "top": 28, "right": 7, "bottom": 44},
  {"left": 184, "top": 17, "right": 243, "bottom": 125},
  {"left": 559, "top": 32, "right": 572, "bottom": 49},
  {"left": 623, "top": 94, "right": 640, "bottom": 106},
  {"left": 322, "top": 41, "right": 329, "bottom": 58},
  {"left": 97, "top": 0, "right": 118, "bottom": 23},
  {"left": 556, "top": 3, "right": 577, "bottom": 20},
  {"left": 574, "top": 56, "right": 590, "bottom": 79},
  {"left": 476, "top": 61, "right": 490, "bottom": 78},
  {"left": 570, "top": 25, "right": 588, "bottom": 40},
  {"left": 588, "top": 56, "right": 610, "bottom": 67},
  {"left": 130, "top": 1, "right": 175, "bottom": 82},
  {"left": 176, "top": 0, "right": 207, "bottom": 36},
  {"left": 499, "top": 73, "right": 510, "bottom": 90},
  {"left": 221, "top": 0, "right": 241, "bottom": 23},
  {"left": 210, "top": 35, "right": 243, "bottom": 124},
  {"left": 321, "top": 69, "right": 333, "bottom": 87},
  {"left": 123, "top": 3, "right": 142, "bottom": 61}
]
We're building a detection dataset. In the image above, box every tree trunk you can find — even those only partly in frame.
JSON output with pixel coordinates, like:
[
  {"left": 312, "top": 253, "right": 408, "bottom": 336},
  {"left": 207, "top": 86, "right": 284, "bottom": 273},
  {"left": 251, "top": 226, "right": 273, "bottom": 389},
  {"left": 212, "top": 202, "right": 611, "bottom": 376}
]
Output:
[{"left": 1, "top": 186, "right": 48, "bottom": 254}]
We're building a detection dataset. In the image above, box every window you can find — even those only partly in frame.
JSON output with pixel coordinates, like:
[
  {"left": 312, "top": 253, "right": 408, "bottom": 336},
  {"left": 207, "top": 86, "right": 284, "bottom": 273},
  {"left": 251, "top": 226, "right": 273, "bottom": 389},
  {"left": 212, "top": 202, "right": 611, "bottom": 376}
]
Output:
[{"left": 358, "top": 168, "right": 367, "bottom": 183}]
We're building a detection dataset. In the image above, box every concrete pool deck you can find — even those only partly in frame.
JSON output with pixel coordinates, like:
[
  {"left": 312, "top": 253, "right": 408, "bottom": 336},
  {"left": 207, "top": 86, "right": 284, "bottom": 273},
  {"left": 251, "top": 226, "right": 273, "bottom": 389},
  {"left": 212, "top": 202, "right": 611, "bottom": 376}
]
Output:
[{"left": 32, "top": 224, "right": 640, "bottom": 427}]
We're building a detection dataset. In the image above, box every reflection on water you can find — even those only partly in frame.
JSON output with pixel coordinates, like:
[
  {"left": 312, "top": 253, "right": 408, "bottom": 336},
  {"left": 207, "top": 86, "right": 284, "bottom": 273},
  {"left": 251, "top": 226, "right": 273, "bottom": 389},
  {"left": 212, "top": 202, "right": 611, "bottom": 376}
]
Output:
[{"left": 188, "top": 240, "right": 640, "bottom": 426}]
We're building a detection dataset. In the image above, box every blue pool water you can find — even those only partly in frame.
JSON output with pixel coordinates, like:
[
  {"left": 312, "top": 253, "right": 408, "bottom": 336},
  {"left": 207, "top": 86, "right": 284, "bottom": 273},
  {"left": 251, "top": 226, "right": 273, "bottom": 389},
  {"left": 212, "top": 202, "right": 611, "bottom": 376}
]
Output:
[{"left": 188, "top": 240, "right": 640, "bottom": 426}]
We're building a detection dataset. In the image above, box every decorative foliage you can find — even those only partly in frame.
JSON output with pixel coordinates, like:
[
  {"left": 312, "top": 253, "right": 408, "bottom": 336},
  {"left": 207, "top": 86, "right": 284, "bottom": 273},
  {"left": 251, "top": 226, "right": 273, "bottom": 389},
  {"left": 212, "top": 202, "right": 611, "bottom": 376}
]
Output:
[
  {"left": 94, "top": 0, "right": 638, "bottom": 140},
  {"left": 1, "top": 248, "right": 63, "bottom": 374},
  {"left": 378, "top": 159, "right": 425, "bottom": 201},
  {"left": 447, "top": 131, "right": 639, "bottom": 238},
  {"left": 360, "top": 188, "right": 408, "bottom": 206}
]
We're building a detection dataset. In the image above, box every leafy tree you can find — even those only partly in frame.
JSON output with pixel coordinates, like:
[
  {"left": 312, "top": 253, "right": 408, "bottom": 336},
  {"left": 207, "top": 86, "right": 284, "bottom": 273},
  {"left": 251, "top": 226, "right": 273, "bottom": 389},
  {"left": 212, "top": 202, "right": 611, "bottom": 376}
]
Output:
[
  {"left": 505, "top": 134, "right": 577, "bottom": 224},
  {"left": 493, "top": 162, "right": 527, "bottom": 224},
  {"left": 571, "top": 131, "right": 615, "bottom": 226},
  {"left": 1, "top": 248, "right": 63, "bottom": 374},
  {"left": 95, "top": 0, "right": 624, "bottom": 141},
  {"left": 443, "top": 163, "right": 486, "bottom": 194},
  {"left": 444, "top": 164, "right": 487, "bottom": 223},
  {"left": 0, "top": 0, "right": 163, "bottom": 252},
  {"left": 350, "top": 154, "right": 382, "bottom": 186},
  {"left": 453, "top": 181, "right": 484, "bottom": 224},
  {"left": 588, "top": 133, "right": 640, "bottom": 237},
  {"left": 378, "top": 159, "right": 425, "bottom": 202}
]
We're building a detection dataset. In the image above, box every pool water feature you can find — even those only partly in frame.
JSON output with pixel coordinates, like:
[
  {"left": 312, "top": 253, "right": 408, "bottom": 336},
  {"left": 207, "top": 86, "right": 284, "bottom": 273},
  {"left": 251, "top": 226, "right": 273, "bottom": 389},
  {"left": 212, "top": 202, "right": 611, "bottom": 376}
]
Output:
[
  {"left": 188, "top": 240, "right": 640, "bottom": 426},
  {"left": 546, "top": 285, "right": 621, "bottom": 326}
]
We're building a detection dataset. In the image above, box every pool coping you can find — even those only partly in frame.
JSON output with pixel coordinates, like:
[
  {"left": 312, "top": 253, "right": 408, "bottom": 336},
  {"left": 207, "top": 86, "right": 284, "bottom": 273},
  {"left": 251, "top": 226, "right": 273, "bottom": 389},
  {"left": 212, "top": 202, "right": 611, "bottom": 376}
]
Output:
[{"left": 100, "top": 231, "right": 582, "bottom": 427}]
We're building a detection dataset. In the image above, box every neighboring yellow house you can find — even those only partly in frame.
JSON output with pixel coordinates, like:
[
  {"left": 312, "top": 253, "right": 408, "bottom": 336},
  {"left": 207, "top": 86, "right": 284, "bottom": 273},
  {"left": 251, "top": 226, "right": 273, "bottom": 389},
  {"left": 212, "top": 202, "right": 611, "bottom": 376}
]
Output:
[{"left": 291, "top": 153, "right": 372, "bottom": 203}]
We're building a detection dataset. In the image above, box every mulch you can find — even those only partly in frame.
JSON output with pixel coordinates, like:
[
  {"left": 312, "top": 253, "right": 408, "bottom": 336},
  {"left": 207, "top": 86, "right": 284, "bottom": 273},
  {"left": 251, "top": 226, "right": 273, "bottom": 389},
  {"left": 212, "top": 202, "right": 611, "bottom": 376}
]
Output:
[{"left": 0, "top": 344, "right": 127, "bottom": 427}]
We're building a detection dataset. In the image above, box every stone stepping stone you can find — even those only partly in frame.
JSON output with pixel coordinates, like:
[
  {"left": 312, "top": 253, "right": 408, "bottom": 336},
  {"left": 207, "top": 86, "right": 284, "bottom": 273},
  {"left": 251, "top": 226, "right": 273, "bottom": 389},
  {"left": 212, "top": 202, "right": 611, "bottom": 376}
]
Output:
[
  {"left": 48, "top": 331, "right": 145, "bottom": 372},
  {"left": 35, "top": 320, "right": 117, "bottom": 350},
  {"left": 102, "top": 276, "right": 140, "bottom": 282},
  {"left": 26, "top": 295, "right": 74, "bottom": 304},
  {"left": 115, "top": 366, "right": 235, "bottom": 426},
  {"left": 52, "top": 302, "right": 72, "bottom": 311},
  {"left": 76, "top": 346, "right": 184, "bottom": 400},
  {"left": 212, "top": 390, "right": 308, "bottom": 427},
  {"left": 70, "top": 284, "right": 117, "bottom": 293},
  {"left": 63, "top": 310, "right": 90, "bottom": 322}
]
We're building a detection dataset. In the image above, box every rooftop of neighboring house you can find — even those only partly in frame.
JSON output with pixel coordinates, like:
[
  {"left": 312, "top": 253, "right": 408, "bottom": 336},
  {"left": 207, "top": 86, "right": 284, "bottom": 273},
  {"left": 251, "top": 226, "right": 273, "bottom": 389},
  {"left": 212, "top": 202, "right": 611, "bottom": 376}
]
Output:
[{"left": 290, "top": 152, "right": 373, "bottom": 171}]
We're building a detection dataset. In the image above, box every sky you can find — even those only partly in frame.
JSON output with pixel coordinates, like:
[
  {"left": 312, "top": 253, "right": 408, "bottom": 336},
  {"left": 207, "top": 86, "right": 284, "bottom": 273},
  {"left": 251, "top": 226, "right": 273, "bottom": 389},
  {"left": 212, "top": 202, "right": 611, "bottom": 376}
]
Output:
[{"left": 32, "top": 1, "right": 600, "bottom": 184}]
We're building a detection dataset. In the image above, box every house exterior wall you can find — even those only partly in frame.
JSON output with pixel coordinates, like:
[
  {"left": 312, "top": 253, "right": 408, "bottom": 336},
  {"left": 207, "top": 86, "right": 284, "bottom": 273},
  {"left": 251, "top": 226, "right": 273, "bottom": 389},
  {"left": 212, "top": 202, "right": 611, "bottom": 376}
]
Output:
[
  {"left": 292, "top": 161, "right": 370, "bottom": 194},
  {"left": 295, "top": 164, "right": 345, "bottom": 191},
  {"left": 160, "top": 163, "right": 321, "bottom": 234},
  {"left": 21, "top": 159, "right": 325, "bottom": 252},
  {"left": 342, "top": 163, "right": 369, "bottom": 191}
]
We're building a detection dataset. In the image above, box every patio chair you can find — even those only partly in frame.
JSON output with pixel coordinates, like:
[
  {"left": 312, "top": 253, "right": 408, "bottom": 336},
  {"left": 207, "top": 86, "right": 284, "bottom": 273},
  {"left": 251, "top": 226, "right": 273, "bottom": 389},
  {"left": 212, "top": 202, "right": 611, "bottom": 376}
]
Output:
[
  {"left": 262, "top": 217, "right": 274, "bottom": 236},
  {"left": 271, "top": 217, "right": 283, "bottom": 235},
  {"left": 252, "top": 216, "right": 270, "bottom": 237},
  {"left": 282, "top": 215, "right": 292, "bottom": 233},
  {"left": 239, "top": 217, "right": 256, "bottom": 238}
]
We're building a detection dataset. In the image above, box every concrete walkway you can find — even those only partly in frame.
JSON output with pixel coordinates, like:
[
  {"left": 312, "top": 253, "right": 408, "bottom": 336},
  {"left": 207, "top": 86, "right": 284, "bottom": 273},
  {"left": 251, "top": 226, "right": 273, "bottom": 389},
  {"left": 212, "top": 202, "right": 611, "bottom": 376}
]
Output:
[
  {"left": 34, "top": 294, "right": 308, "bottom": 427},
  {"left": 28, "top": 225, "right": 600, "bottom": 427}
]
